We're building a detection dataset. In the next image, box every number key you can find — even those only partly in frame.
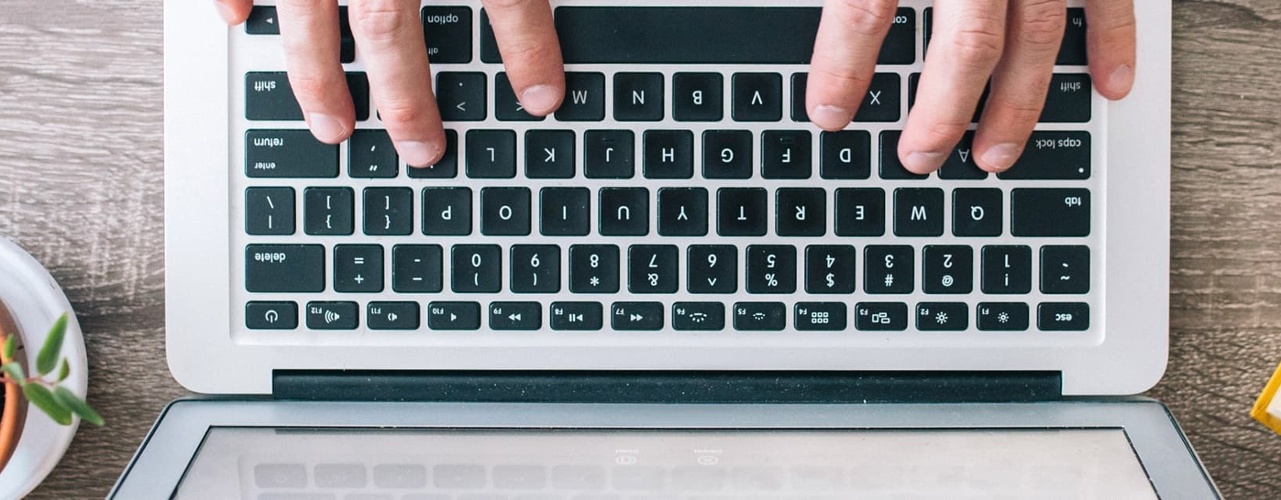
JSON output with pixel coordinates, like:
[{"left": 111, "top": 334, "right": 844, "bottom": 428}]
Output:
[
  {"left": 628, "top": 245, "right": 678, "bottom": 294},
  {"left": 452, "top": 245, "right": 501, "bottom": 293},
  {"left": 569, "top": 245, "right": 620, "bottom": 293},
  {"left": 510, "top": 245, "right": 560, "bottom": 293},
  {"left": 687, "top": 246, "right": 737, "bottom": 294},
  {"left": 747, "top": 245, "right": 796, "bottom": 294}
]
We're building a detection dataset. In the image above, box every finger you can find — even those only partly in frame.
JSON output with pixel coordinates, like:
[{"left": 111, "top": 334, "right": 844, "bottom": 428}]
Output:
[
  {"left": 214, "top": 0, "right": 253, "bottom": 24},
  {"left": 1084, "top": 0, "right": 1136, "bottom": 99},
  {"left": 482, "top": 0, "right": 564, "bottom": 115},
  {"left": 805, "top": 0, "right": 899, "bottom": 131},
  {"left": 898, "top": 0, "right": 1008, "bottom": 174},
  {"left": 276, "top": 0, "right": 354, "bottom": 145},
  {"left": 973, "top": 0, "right": 1067, "bottom": 172},
  {"left": 349, "top": 0, "right": 447, "bottom": 167}
]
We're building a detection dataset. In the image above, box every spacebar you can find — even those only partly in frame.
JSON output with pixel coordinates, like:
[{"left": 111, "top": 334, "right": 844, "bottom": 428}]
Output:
[{"left": 554, "top": 7, "right": 821, "bottom": 64}]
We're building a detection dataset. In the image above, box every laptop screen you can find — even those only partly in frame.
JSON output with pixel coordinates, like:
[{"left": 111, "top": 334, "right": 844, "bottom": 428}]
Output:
[{"left": 173, "top": 427, "right": 1156, "bottom": 498}]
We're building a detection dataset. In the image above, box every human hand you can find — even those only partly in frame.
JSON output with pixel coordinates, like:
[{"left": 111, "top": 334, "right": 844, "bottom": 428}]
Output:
[
  {"left": 215, "top": 0, "right": 565, "bottom": 167},
  {"left": 806, "top": 0, "right": 1135, "bottom": 173}
]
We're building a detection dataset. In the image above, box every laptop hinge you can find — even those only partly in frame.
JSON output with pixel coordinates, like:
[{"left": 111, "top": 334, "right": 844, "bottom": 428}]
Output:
[{"left": 272, "top": 371, "right": 1062, "bottom": 403}]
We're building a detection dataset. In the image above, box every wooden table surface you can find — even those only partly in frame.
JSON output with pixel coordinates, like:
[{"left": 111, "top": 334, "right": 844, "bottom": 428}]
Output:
[{"left": 3, "top": 0, "right": 1281, "bottom": 497}]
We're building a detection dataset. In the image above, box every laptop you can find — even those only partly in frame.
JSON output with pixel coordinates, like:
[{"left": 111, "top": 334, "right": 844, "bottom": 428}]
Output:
[{"left": 116, "top": 0, "right": 1218, "bottom": 497}]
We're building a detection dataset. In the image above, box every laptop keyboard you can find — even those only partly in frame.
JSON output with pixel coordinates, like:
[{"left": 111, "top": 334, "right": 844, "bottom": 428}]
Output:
[{"left": 234, "top": 1, "right": 1100, "bottom": 339}]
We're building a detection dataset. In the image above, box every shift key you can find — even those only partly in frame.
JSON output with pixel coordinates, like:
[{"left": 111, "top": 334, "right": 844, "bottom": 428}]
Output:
[
  {"left": 1011, "top": 189, "right": 1090, "bottom": 237},
  {"left": 245, "top": 130, "right": 339, "bottom": 178},
  {"left": 246, "top": 244, "right": 325, "bottom": 292}
]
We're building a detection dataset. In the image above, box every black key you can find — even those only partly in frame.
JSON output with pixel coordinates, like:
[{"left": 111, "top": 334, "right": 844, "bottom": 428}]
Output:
[
  {"left": 855, "top": 74, "right": 902, "bottom": 122},
  {"left": 732, "top": 73, "right": 782, "bottom": 122},
  {"left": 421, "top": 187, "right": 472, "bottom": 236},
  {"left": 614, "top": 73, "right": 664, "bottom": 121},
  {"left": 1010, "top": 189, "right": 1090, "bottom": 237},
  {"left": 1041, "top": 246, "right": 1090, "bottom": 295},
  {"left": 936, "top": 132, "right": 988, "bottom": 180},
  {"left": 245, "top": 72, "right": 369, "bottom": 121},
  {"left": 334, "top": 244, "right": 384, "bottom": 293},
  {"left": 790, "top": 73, "right": 811, "bottom": 122},
  {"left": 363, "top": 187, "right": 413, "bottom": 236},
  {"left": 917, "top": 303, "right": 969, "bottom": 331},
  {"left": 717, "top": 188, "right": 767, "bottom": 237},
  {"left": 747, "top": 245, "right": 797, "bottom": 294},
  {"left": 245, "top": 187, "right": 295, "bottom": 236},
  {"left": 584, "top": 130, "right": 635, "bottom": 179},
  {"left": 893, "top": 188, "right": 944, "bottom": 237},
  {"left": 853, "top": 302, "right": 908, "bottom": 332},
  {"left": 557, "top": 72, "right": 606, "bottom": 121},
  {"left": 953, "top": 188, "right": 1003, "bottom": 237},
  {"left": 629, "top": 245, "right": 678, "bottom": 294},
  {"left": 436, "top": 72, "right": 487, "bottom": 121},
  {"left": 350, "top": 130, "right": 398, "bottom": 178},
  {"left": 510, "top": 245, "right": 561, "bottom": 294},
  {"left": 673, "top": 303, "right": 725, "bottom": 331},
  {"left": 687, "top": 246, "right": 737, "bottom": 294},
  {"left": 878, "top": 132, "right": 928, "bottom": 180},
  {"left": 246, "top": 301, "right": 297, "bottom": 330},
  {"left": 879, "top": 8, "right": 916, "bottom": 65},
  {"left": 923, "top": 245, "right": 974, "bottom": 295},
  {"left": 834, "top": 188, "right": 886, "bottom": 237},
  {"left": 346, "top": 73, "right": 370, "bottom": 118},
  {"left": 702, "top": 131, "right": 753, "bottom": 179},
  {"left": 1039, "top": 303, "right": 1090, "bottom": 331},
  {"left": 428, "top": 302, "right": 481, "bottom": 330},
  {"left": 466, "top": 130, "right": 517, "bottom": 178},
  {"left": 569, "top": 245, "right": 620, "bottom": 293},
  {"left": 392, "top": 244, "right": 443, "bottom": 293},
  {"left": 599, "top": 188, "right": 649, "bottom": 236},
  {"left": 821, "top": 131, "right": 872, "bottom": 180},
  {"left": 367, "top": 302, "right": 420, "bottom": 330},
  {"left": 337, "top": 8, "right": 355, "bottom": 64},
  {"left": 998, "top": 132, "right": 1091, "bottom": 180},
  {"left": 551, "top": 302, "right": 604, "bottom": 331},
  {"left": 612, "top": 302, "right": 664, "bottom": 331},
  {"left": 977, "top": 303, "right": 1030, "bottom": 332},
  {"left": 761, "top": 131, "right": 812, "bottom": 179},
  {"left": 643, "top": 130, "right": 694, "bottom": 179},
  {"left": 481, "top": 187, "right": 531, "bottom": 236},
  {"left": 245, "top": 130, "right": 338, "bottom": 178},
  {"left": 422, "top": 7, "right": 473, "bottom": 63},
  {"left": 452, "top": 245, "right": 502, "bottom": 293},
  {"left": 245, "top": 7, "right": 280, "bottom": 35},
  {"left": 494, "top": 72, "right": 543, "bottom": 121},
  {"left": 673, "top": 73, "right": 723, "bottom": 122},
  {"left": 406, "top": 130, "right": 459, "bottom": 178},
  {"left": 490, "top": 302, "right": 543, "bottom": 331},
  {"left": 733, "top": 303, "right": 786, "bottom": 331},
  {"left": 540, "top": 187, "right": 591, "bottom": 236},
  {"left": 1041, "top": 74, "right": 1092, "bottom": 123},
  {"left": 864, "top": 246, "right": 914, "bottom": 294},
  {"left": 657, "top": 188, "right": 708, "bottom": 236},
  {"left": 479, "top": 8, "right": 500, "bottom": 63},
  {"left": 525, "top": 130, "right": 575, "bottom": 178},
  {"left": 981, "top": 246, "right": 1033, "bottom": 295},
  {"left": 806, "top": 245, "right": 856, "bottom": 294},
  {"left": 796, "top": 302, "right": 848, "bottom": 331},
  {"left": 303, "top": 187, "right": 354, "bottom": 236},
  {"left": 776, "top": 188, "right": 826, "bottom": 237},
  {"left": 306, "top": 301, "right": 359, "bottom": 330},
  {"left": 1059, "top": 9, "right": 1088, "bottom": 65}
]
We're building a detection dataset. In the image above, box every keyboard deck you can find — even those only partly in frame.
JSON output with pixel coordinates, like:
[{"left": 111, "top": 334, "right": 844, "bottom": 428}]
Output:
[{"left": 233, "top": 1, "right": 1102, "bottom": 341}]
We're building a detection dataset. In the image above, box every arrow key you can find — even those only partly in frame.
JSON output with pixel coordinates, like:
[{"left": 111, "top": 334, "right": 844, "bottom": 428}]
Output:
[
  {"left": 490, "top": 302, "right": 543, "bottom": 331},
  {"left": 611, "top": 302, "right": 664, "bottom": 331},
  {"left": 367, "top": 302, "right": 420, "bottom": 330}
]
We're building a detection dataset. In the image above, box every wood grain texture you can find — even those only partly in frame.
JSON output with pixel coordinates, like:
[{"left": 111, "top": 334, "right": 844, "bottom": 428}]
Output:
[{"left": 2, "top": 0, "right": 1281, "bottom": 497}]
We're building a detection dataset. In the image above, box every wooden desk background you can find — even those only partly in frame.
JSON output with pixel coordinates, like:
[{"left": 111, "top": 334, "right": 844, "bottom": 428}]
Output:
[{"left": 3, "top": 0, "right": 1280, "bottom": 497}]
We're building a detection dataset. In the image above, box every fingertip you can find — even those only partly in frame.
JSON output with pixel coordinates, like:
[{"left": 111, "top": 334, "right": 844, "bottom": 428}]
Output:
[
  {"left": 214, "top": 0, "right": 250, "bottom": 25},
  {"left": 399, "top": 140, "right": 445, "bottom": 168},
  {"left": 519, "top": 84, "right": 563, "bottom": 116},
  {"left": 899, "top": 150, "right": 947, "bottom": 175},
  {"left": 306, "top": 113, "right": 351, "bottom": 144},
  {"left": 1098, "top": 64, "right": 1135, "bottom": 100},
  {"left": 808, "top": 105, "right": 853, "bottom": 132},
  {"left": 976, "top": 142, "right": 1022, "bottom": 173}
]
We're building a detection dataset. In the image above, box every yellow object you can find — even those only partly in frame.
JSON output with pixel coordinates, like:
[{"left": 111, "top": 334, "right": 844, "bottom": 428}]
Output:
[{"left": 1252, "top": 361, "right": 1281, "bottom": 434}]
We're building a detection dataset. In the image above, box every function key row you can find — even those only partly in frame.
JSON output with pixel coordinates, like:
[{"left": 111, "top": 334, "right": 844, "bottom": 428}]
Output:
[
  {"left": 244, "top": 243, "right": 1090, "bottom": 296},
  {"left": 245, "top": 186, "right": 1090, "bottom": 238},
  {"left": 246, "top": 300, "right": 1090, "bottom": 333}
]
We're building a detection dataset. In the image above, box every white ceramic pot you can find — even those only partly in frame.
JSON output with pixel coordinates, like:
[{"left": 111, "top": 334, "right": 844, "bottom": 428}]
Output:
[{"left": 0, "top": 237, "right": 88, "bottom": 498}]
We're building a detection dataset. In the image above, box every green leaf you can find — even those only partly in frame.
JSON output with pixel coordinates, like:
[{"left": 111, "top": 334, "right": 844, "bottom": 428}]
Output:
[
  {"left": 2, "top": 362, "right": 24, "bottom": 384},
  {"left": 24, "top": 384, "right": 71, "bottom": 425},
  {"left": 56, "top": 359, "right": 70, "bottom": 382},
  {"left": 2, "top": 335, "right": 15, "bottom": 363},
  {"left": 53, "top": 387, "right": 103, "bottom": 426},
  {"left": 36, "top": 313, "right": 68, "bottom": 376}
]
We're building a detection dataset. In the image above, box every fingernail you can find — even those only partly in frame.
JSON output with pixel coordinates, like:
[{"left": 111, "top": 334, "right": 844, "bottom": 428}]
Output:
[
  {"left": 809, "top": 105, "right": 852, "bottom": 130},
  {"left": 1109, "top": 64, "right": 1135, "bottom": 94},
  {"left": 214, "top": 1, "right": 235, "bottom": 22},
  {"left": 980, "top": 143, "right": 1022, "bottom": 172},
  {"left": 307, "top": 113, "right": 348, "bottom": 143},
  {"left": 398, "top": 141, "right": 442, "bottom": 168},
  {"left": 520, "top": 85, "right": 560, "bottom": 115},
  {"left": 902, "top": 151, "right": 946, "bottom": 173}
]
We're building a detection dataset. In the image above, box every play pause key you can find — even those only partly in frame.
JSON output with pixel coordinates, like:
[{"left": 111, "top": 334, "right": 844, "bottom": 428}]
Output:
[
  {"left": 612, "top": 302, "right": 664, "bottom": 331},
  {"left": 306, "top": 301, "right": 358, "bottom": 330},
  {"left": 428, "top": 301, "right": 481, "bottom": 330},
  {"left": 489, "top": 302, "right": 542, "bottom": 330},
  {"left": 366, "top": 302, "right": 419, "bottom": 330}
]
